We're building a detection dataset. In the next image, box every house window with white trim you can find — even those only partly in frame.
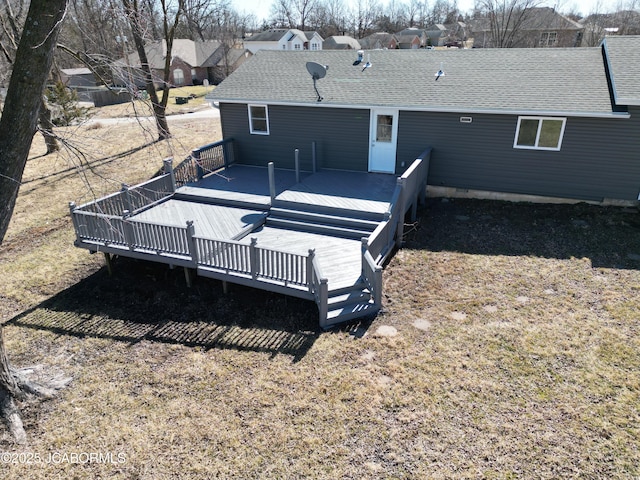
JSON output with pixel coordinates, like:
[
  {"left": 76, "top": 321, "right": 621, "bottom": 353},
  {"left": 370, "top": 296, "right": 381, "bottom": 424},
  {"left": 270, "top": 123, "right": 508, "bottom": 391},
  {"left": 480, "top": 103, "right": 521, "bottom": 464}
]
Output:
[
  {"left": 514, "top": 117, "right": 566, "bottom": 151},
  {"left": 248, "top": 105, "right": 269, "bottom": 135},
  {"left": 311, "top": 43, "right": 319, "bottom": 50},
  {"left": 294, "top": 43, "right": 301, "bottom": 50},
  {"left": 540, "top": 32, "right": 557, "bottom": 47},
  {"left": 173, "top": 68, "right": 184, "bottom": 85}
]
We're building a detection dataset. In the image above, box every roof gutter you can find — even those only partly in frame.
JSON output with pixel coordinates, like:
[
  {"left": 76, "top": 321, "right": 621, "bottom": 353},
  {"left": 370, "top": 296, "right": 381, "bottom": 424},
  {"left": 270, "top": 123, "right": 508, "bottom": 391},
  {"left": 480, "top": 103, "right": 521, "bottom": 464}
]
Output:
[{"left": 208, "top": 97, "right": 631, "bottom": 119}]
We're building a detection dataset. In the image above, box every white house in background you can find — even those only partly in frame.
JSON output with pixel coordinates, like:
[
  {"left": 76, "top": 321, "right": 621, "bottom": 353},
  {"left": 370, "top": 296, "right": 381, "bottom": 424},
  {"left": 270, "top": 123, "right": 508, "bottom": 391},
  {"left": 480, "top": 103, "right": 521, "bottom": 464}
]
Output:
[{"left": 244, "top": 29, "right": 323, "bottom": 53}]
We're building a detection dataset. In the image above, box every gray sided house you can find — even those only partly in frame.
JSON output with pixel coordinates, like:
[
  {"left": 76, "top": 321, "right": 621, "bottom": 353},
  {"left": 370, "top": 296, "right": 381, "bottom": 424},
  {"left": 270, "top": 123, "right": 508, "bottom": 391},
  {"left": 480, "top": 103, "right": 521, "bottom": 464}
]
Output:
[{"left": 207, "top": 37, "right": 640, "bottom": 204}]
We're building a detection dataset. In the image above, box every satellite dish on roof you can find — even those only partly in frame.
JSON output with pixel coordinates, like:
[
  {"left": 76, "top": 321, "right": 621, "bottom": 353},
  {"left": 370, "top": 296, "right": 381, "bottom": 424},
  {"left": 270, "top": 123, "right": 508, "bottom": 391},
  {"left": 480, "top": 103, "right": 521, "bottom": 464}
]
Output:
[
  {"left": 306, "top": 61, "right": 329, "bottom": 102},
  {"left": 306, "top": 61, "right": 328, "bottom": 80}
]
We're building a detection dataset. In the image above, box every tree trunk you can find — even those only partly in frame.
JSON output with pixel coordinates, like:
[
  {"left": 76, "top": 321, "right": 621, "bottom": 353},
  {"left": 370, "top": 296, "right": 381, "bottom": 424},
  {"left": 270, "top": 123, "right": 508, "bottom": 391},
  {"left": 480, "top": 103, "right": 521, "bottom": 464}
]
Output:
[
  {"left": 0, "top": 0, "right": 68, "bottom": 443},
  {"left": 123, "top": 0, "right": 171, "bottom": 140},
  {"left": 39, "top": 97, "right": 60, "bottom": 154},
  {"left": 0, "top": 329, "right": 26, "bottom": 444}
]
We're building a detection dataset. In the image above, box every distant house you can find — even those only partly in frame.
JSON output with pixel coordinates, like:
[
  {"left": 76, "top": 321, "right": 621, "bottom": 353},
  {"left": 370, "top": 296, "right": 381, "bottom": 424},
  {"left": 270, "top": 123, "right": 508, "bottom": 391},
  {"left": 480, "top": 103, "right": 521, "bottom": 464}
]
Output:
[
  {"left": 207, "top": 36, "right": 640, "bottom": 204},
  {"left": 244, "top": 29, "right": 323, "bottom": 53},
  {"left": 425, "top": 22, "right": 469, "bottom": 47},
  {"left": 358, "top": 32, "right": 398, "bottom": 50},
  {"left": 204, "top": 47, "right": 252, "bottom": 85},
  {"left": 323, "top": 35, "right": 361, "bottom": 50},
  {"left": 60, "top": 68, "right": 97, "bottom": 88},
  {"left": 470, "top": 7, "right": 584, "bottom": 48},
  {"left": 395, "top": 28, "right": 429, "bottom": 48},
  {"left": 115, "top": 39, "right": 232, "bottom": 88}
]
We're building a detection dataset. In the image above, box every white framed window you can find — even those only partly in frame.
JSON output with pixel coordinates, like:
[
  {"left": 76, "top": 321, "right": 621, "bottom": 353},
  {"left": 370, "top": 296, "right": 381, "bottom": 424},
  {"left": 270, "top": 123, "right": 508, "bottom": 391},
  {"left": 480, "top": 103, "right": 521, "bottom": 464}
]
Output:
[
  {"left": 514, "top": 117, "right": 566, "bottom": 151},
  {"left": 294, "top": 43, "right": 301, "bottom": 50},
  {"left": 311, "top": 43, "right": 319, "bottom": 50},
  {"left": 248, "top": 104, "right": 269, "bottom": 135},
  {"left": 173, "top": 68, "right": 184, "bottom": 85},
  {"left": 540, "top": 32, "right": 557, "bottom": 47}
]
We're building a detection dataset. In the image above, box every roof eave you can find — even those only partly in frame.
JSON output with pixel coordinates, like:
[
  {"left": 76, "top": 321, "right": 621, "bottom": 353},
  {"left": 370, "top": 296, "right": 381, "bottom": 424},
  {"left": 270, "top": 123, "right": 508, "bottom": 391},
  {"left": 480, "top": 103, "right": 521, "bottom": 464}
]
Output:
[{"left": 207, "top": 97, "right": 629, "bottom": 119}]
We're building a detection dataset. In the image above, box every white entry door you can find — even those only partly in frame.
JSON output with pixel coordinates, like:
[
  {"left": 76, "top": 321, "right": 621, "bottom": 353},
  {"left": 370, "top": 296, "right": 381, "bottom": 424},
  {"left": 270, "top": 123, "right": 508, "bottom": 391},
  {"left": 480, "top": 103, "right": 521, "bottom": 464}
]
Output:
[{"left": 368, "top": 109, "right": 398, "bottom": 173}]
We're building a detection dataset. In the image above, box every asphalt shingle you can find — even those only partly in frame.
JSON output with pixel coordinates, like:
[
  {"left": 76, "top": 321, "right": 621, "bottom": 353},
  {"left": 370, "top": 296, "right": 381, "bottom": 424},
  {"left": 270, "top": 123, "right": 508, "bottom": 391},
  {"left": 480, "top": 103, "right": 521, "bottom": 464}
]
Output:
[
  {"left": 210, "top": 47, "right": 617, "bottom": 116},
  {"left": 604, "top": 35, "right": 640, "bottom": 106}
]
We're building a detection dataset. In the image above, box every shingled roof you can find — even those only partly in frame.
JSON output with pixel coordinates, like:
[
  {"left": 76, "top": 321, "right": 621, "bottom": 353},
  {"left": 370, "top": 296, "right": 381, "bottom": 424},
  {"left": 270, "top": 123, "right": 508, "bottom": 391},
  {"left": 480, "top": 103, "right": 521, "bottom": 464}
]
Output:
[
  {"left": 603, "top": 35, "right": 640, "bottom": 106},
  {"left": 209, "top": 47, "right": 618, "bottom": 117}
]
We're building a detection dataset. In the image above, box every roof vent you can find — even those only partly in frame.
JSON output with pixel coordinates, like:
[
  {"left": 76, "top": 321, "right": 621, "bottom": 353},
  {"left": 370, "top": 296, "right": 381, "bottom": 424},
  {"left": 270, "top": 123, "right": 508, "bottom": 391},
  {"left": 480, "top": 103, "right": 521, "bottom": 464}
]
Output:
[{"left": 353, "top": 50, "right": 364, "bottom": 66}]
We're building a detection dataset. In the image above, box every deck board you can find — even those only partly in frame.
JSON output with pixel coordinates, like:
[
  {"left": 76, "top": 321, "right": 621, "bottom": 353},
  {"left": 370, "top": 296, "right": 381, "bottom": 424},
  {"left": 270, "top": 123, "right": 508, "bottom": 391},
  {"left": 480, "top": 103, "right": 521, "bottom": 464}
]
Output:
[
  {"left": 131, "top": 200, "right": 266, "bottom": 240},
  {"left": 275, "top": 170, "right": 396, "bottom": 214},
  {"left": 178, "top": 164, "right": 306, "bottom": 207}
]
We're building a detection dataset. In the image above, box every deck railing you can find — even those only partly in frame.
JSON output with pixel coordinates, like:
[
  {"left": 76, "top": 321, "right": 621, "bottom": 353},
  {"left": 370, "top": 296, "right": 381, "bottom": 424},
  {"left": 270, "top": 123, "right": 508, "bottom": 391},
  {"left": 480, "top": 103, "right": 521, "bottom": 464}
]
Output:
[
  {"left": 173, "top": 138, "right": 234, "bottom": 187},
  {"left": 360, "top": 148, "right": 431, "bottom": 307},
  {"left": 76, "top": 174, "right": 174, "bottom": 216}
]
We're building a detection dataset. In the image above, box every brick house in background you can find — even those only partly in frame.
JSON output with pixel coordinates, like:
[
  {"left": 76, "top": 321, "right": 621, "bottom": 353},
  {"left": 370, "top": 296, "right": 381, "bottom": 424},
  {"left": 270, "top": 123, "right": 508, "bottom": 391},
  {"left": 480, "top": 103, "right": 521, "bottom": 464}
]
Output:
[
  {"left": 114, "top": 39, "right": 248, "bottom": 88},
  {"left": 470, "top": 7, "right": 584, "bottom": 48}
]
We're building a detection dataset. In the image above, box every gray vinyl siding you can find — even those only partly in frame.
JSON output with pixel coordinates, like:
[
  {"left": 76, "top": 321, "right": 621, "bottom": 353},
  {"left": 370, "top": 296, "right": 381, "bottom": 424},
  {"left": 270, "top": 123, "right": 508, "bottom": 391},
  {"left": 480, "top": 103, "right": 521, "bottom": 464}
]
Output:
[
  {"left": 396, "top": 109, "right": 640, "bottom": 202},
  {"left": 220, "top": 103, "right": 370, "bottom": 172}
]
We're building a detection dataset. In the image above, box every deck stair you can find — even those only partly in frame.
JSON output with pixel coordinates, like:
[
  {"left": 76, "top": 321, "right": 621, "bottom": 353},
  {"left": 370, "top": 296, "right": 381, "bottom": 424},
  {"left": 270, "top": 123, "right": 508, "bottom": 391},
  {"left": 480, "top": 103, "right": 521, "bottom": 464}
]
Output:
[
  {"left": 325, "top": 283, "right": 379, "bottom": 325},
  {"left": 268, "top": 200, "right": 383, "bottom": 240},
  {"left": 173, "top": 186, "right": 270, "bottom": 211}
]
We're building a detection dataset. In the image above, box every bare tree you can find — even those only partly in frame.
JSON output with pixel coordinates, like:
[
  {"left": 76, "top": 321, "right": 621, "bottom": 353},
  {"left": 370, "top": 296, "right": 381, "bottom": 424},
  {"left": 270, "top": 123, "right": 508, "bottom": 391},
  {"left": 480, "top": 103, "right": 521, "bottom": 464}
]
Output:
[
  {"left": 474, "top": 0, "right": 544, "bottom": 47},
  {"left": 122, "top": 0, "right": 186, "bottom": 140},
  {"left": 0, "top": 0, "right": 71, "bottom": 444},
  {"left": 270, "top": 0, "right": 319, "bottom": 30},
  {"left": 0, "top": 0, "right": 60, "bottom": 153}
]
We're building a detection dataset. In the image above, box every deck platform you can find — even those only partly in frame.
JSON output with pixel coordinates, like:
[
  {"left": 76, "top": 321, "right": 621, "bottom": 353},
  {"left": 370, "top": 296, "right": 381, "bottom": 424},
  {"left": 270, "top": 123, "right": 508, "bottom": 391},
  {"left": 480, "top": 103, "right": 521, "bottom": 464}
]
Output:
[
  {"left": 275, "top": 170, "right": 397, "bottom": 216},
  {"left": 132, "top": 199, "right": 267, "bottom": 240},
  {"left": 71, "top": 147, "right": 431, "bottom": 328},
  {"left": 176, "top": 164, "right": 308, "bottom": 208}
]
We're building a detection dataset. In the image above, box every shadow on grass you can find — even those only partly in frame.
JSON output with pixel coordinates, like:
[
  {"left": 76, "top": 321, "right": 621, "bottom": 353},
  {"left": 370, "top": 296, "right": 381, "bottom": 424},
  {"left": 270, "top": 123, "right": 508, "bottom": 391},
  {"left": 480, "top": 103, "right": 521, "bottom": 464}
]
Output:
[
  {"left": 405, "top": 198, "right": 640, "bottom": 270},
  {"left": 9, "top": 257, "right": 320, "bottom": 362}
]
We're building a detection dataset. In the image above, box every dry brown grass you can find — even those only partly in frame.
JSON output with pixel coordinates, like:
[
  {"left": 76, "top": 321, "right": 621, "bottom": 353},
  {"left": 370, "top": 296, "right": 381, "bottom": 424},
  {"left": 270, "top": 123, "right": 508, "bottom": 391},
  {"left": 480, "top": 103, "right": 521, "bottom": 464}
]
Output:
[{"left": 1, "top": 111, "right": 639, "bottom": 478}]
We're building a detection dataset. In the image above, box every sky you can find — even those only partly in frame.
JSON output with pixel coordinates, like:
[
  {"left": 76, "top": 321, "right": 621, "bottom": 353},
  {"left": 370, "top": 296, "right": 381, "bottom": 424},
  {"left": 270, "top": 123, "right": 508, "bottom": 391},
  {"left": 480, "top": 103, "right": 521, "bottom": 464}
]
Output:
[{"left": 231, "top": 0, "right": 625, "bottom": 25}]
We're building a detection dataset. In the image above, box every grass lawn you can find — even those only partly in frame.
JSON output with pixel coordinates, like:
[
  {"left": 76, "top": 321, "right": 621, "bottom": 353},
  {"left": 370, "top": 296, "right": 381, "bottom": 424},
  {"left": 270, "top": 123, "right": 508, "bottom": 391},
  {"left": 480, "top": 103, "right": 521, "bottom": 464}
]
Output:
[{"left": 0, "top": 110, "right": 639, "bottom": 478}]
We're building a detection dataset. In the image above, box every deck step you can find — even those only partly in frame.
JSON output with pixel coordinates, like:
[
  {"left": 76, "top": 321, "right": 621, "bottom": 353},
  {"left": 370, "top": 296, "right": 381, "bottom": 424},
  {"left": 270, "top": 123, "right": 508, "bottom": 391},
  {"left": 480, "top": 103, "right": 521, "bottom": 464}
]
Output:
[
  {"left": 328, "top": 290, "right": 371, "bottom": 310},
  {"left": 326, "top": 301, "right": 379, "bottom": 325},
  {"left": 266, "top": 217, "right": 372, "bottom": 240},
  {"left": 173, "top": 191, "right": 269, "bottom": 211},
  {"left": 269, "top": 207, "right": 380, "bottom": 231},
  {"left": 272, "top": 199, "right": 385, "bottom": 222}
]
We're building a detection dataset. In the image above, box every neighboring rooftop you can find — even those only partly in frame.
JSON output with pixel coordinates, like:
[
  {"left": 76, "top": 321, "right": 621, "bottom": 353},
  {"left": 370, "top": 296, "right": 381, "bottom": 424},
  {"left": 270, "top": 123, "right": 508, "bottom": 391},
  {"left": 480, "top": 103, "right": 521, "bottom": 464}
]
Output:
[{"left": 209, "top": 47, "right": 618, "bottom": 116}]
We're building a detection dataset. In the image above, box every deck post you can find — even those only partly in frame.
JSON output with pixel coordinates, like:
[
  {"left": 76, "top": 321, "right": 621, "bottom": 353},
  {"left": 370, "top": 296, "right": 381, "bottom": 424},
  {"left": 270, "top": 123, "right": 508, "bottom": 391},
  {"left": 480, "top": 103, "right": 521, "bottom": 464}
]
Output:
[
  {"left": 163, "top": 157, "right": 176, "bottom": 192},
  {"left": 311, "top": 142, "right": 317, "bottom": 173},
  {"left": 184, "top": 267, "right": 194, "bottom": 288},
  {"left": 373, "top": 265, "right": 383, "bottom": 306},
  {"left": 250, "top": 238, "right": 258, "bottom": 280},
  {"left": 360, "top": 238, "right": 368, "bottom": 278},
  {"left": 69, "top": 202, "right": 79, "bottom": 236},
  {"left": 294, "top": 149, "right": 300, "bottom": 184},
  {"left": 396, "top": 177, "right": 406, "bottom": 248},
  {"left": 193, "top": 149, "right": 204, "bottom": 181},
  {"left": 186, "top": 221, "right": 198, "bottom": 266},
  {"left": 122, "top": 210, "right": 135, "bottom": 250},
  {"left": 307, "top": 249, "right": 315, "bottom": 293},
  {"left": 268, "top": 162, "right": 276, "bottom": 203},
  {"left": 103, "top": 252, "right": 113, "bottom": 276},
  {"left": 225, "top": 140, "right": 234, "bottom": 169},
  {"left": 121, "top": 183, "right": 132, "bottom": 214},
  {"left": 318, "top": 278, "right": 329, "bottom": 328}
]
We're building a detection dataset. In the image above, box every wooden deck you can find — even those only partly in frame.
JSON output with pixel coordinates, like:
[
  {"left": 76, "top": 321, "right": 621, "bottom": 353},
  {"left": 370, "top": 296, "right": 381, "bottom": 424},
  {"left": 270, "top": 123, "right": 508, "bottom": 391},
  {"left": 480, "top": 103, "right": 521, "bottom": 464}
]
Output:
[{"left": 71, "top": 145, "right": 432, "bottom": 328}]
